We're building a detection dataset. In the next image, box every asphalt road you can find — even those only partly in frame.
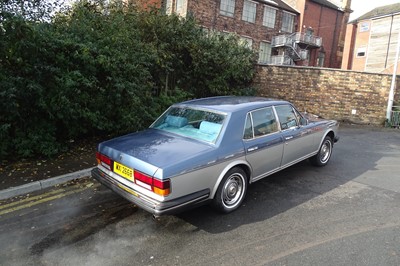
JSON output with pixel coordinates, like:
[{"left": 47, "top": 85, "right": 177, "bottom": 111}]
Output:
[{"left": 0, "top": 126, "right": 399, "bottom": 266}]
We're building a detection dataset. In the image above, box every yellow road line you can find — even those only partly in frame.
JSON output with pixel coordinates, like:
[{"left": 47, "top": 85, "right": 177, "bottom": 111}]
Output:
[
  {"left": 0, "top": 182, "right": 100, "bottom": 216},
  {"left": 0, "top": 188, "right": 67, "bottom": 210},
  {"left": 0, "top": 181, "right": 96, "bottom": 210}
]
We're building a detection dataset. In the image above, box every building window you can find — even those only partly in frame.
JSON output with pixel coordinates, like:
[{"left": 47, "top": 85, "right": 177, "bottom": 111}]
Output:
[
  {"left": 242, "top": 0, "right": 257, "bottom": 23},
  {"left": 175, "top": 0, "right": 184, "bottom": 14},
  {"left": 263, "top": 6, "right": 276, "bottom": 28},
  {"left": 165, "top": 0, "right": 172, "bottom": 14},
  {"left": 239, "top": 36, "right": 253, "bottom": 49},
  {"left": 360, "top": 22, "right": 369, "bottom": 32},
  {"left": 317, "top": 51, "right": 325, "bottom": 67},
  {"left": 259, "top": 42, "right": 271, "bottom": 64},
  {"left": 220, "top": 0, "right": 236, "bottom": 17},
  {"left": 356, "top": 47, "right": 366, "bottom": 57},
  {"left": 281, "top": 12, "right": 295, "bottom": 33}
]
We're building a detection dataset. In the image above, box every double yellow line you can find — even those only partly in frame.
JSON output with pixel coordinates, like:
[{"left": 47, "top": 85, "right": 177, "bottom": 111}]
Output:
[{"left": 0, "top": 181, "right": 100, "bottom": 216}]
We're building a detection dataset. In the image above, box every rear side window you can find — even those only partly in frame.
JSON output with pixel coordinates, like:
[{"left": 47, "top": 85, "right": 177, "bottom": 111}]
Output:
[
  {"left": 244, "top": 113, "right": 253, "bottom": 139},
  {"left": 243, "top": 107, "right": 278, "bottom": 139},
  {"left": 274, "top": 105, "right": 298, "bottom": 130}
]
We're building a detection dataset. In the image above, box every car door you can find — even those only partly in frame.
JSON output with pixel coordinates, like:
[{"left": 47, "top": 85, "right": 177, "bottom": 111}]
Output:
[
  {"left": 243, "top": 107, "right": 284, "bottom": 182},
  {"left": 274, "top": 104, "right": 314, "bottom": 167}
]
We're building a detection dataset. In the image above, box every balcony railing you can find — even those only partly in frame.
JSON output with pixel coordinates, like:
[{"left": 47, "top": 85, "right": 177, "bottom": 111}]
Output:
[
  {"left": 270, "top": 55, "right": 294, "bottom": 66},
  {"left": 272, "top": 32, "right": 322, "bottom": 48}
]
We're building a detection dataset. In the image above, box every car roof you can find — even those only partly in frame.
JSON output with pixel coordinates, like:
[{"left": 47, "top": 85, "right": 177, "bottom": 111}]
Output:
[{"left": 176, "top": 96, "right": 290, "bottom": 113}]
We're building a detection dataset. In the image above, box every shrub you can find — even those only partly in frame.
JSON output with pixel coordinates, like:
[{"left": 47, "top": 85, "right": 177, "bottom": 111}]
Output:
[{"left": 0, "top": 0, "right": 256, "bottom": 159}]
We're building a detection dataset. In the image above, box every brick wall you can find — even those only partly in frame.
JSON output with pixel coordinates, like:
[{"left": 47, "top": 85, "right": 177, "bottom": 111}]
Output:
[
  {"left": 187, "top": 0, "right": 297, "bottom": 50},
  {"left": 254, "top": 65, "right": 400, "bottom": 125}
]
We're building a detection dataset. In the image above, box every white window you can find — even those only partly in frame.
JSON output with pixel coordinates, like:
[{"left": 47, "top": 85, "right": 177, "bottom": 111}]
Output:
[
  {"left": 165, "top": 0, "right": 172, "bottom": 14},
  {"left": 281, "top": 12, "right": 295, "bottom": 33},
  {"left": 360, "top": 22, "right": 369, "bottom": 32},
  {"left": 239, "top": 36, "right": 253, "bottom": 49},
  {"left": 317, "top": 51, "right": 325, "bottom": 67},
  {"left": 242, "top": 0, "right": 257, "bottom": 23},
  {"left": 356, "top": 47, "right": 367, "bottom": 57},
  {"left": 220, "top": 0, "right": 236, "bottom": 17},
  {"left": 263, "top": 6, "right": 276, "bottom": 28},
  {"left": 176, "top": 0, "right": 184, "bottom": 14},
  {"left": 259, "top": 42, "right": 271, "bottom": 64}
]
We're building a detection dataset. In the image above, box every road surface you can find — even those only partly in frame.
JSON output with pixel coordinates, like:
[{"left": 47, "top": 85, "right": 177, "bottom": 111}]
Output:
[{"left": 1, "top": 126, "right": 399, "bottom": 266}]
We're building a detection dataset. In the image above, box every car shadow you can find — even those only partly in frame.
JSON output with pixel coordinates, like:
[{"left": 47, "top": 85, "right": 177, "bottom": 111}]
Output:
[{"left": 176, "top": 127, "right": 400, "bottom": 233}]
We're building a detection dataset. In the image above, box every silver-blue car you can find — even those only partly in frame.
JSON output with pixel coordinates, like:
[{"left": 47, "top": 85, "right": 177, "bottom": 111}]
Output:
[{"left": 92, "top": 96, "right": 339, "bottom": 216}]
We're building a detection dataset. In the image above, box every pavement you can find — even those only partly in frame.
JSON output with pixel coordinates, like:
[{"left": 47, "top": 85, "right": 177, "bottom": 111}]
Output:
[
  {"left": 0, "top": 124, "right": 398, "bottom": 201},
  {"left": 0, "top": 136, "right": 98, "bottom": 200},
  {"left": 0, "top": 167, "right": 94, "bottom": 200}
]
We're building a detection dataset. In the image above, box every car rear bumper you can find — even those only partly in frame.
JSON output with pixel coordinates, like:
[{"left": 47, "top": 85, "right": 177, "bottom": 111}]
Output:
[{"left": 91, "top": 168, "right": 210, "bottom": 216}]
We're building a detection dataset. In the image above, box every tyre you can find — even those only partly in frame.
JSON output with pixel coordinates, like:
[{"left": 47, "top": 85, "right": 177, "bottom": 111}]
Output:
[
  {"left": 212, "top": 167, "right": 248, "bottom": 213},
  {"left": 310, "top": 135, "right": 333, "bottom": 166}
]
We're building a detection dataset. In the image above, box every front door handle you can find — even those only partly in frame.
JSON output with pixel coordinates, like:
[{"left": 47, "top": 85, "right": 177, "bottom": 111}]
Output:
[{"left": 285, "top": 136, "right": 293, "bottom": 140}]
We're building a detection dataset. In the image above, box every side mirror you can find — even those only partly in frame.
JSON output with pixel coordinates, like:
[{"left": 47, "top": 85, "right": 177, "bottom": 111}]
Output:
[{"left": 300, "top": 117, "right": 308, "bottom": 126}]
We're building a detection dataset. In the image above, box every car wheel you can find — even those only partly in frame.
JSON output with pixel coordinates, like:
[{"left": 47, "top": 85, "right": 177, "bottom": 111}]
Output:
[
  {"left": 310, "top": 135, "right": 333, "bottom": 166},
  {"left": 212, "top": 167, "right": 248, "bottom": 213}
]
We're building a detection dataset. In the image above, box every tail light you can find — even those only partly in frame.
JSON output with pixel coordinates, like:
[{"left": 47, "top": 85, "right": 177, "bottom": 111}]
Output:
[
  {"left": 134, "top": 170, "right": 171, "bottom": 196},
  {"left": 96, "top": 152, "right": 113, "bottom": 170},
  {"left": 96, "top": 152, "right": 170, "bottom": 196}
]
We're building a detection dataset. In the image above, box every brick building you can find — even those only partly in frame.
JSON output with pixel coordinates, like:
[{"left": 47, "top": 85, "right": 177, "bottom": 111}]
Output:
[
  {"left": 162, "top": 0, "right": 304, "bottom": 66},
  {"left": 284, "top": 0, "right": 351, "bottom": 68},
  {"left": 342, "top": 3, "right": 400, "bottom": 74},
  {"left": 138, "top": 0, "right": 350, "bottom": 68}
]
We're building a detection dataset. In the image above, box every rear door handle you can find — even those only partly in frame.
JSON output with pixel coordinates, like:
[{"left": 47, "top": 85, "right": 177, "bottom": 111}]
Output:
[{"left": 248, "top": 146, "right": 258, "bottom": 152}]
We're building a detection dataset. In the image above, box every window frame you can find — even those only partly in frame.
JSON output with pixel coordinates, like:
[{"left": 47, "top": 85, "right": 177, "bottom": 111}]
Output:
[
  {"left": 317, "top": 51, "right": 325, "bottom": 67},
  {"left": 258, "top": 41, "right": 272, "bottom": 64},
  {"left": 242, "top": 0, "right": 257, "bottom": 23},
  {"left": 263, "top": 5, "right": 277, "bottom": 28},
  {"left": 175, "top": 0, "right": 184, "bottom": 14},
  {"left": 274, "top": 104, "right": 301, "bottom": 131},
  {"left": 243, "top": 106, "right": 279, "bottom": 140},
  {"left": 239, "top": 36, "right": 253, "bottom": 49},
  {"left": 360, "top": 22, "right": 370, "bottom": 32},
  {"left": 281, "top": 11, "right": 295, "bottom": 33},
  {"left": 220, "top": 0, "right": 236, "bottom": 17},
  {"left": 356, "top": 47, "right": 367, "bottom": 58}
]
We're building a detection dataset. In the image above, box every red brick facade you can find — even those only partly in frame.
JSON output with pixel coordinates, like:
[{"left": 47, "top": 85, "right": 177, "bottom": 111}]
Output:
[
  {"left": 137, "top": 0, "right": 349, "bottom": 69},
  {"left": 187, "top": 0, "right": 298, "bottom": 51},
  {"left": 302, "top": 0, "right": 345, "bottom": 68}
]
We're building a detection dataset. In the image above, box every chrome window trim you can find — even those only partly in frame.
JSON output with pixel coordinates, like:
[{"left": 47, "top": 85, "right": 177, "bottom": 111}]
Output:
[{"left": 242, "top": 106, "right": 280, "bottom": 140}]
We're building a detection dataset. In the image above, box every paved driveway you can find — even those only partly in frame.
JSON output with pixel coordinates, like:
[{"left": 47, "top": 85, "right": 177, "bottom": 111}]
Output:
[{"left": 0, "top": 125, "right": 399, "bottom": 265}]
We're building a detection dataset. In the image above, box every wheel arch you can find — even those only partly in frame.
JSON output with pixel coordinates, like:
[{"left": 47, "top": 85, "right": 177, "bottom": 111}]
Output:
[
  {"left": 317, "top": 129, "right": 335, "bottom": 148},
  {"left": 210, "top": 161, "right": 252, "bottom": 199},
  {"left": 326, "top": 130, "right": 335, "bottom": 143}
]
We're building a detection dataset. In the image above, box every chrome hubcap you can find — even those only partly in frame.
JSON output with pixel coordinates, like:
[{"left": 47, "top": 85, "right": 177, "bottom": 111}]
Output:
[
  {"left": 222, "top": 174, "right": 244, "bottom": 208},
  {"left": 320, "top": 140, "right": 332, "bottom": 163}
]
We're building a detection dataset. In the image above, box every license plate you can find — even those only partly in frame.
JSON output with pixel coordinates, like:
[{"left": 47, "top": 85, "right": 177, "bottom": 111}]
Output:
[{"left": 114, "top": 162, "right": 134, "bottom": 181}]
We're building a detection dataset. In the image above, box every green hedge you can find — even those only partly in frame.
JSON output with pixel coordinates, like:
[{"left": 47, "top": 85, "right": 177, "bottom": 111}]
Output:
[{"left": 0, "top": 0, "right": 256, "bottom": 159}]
